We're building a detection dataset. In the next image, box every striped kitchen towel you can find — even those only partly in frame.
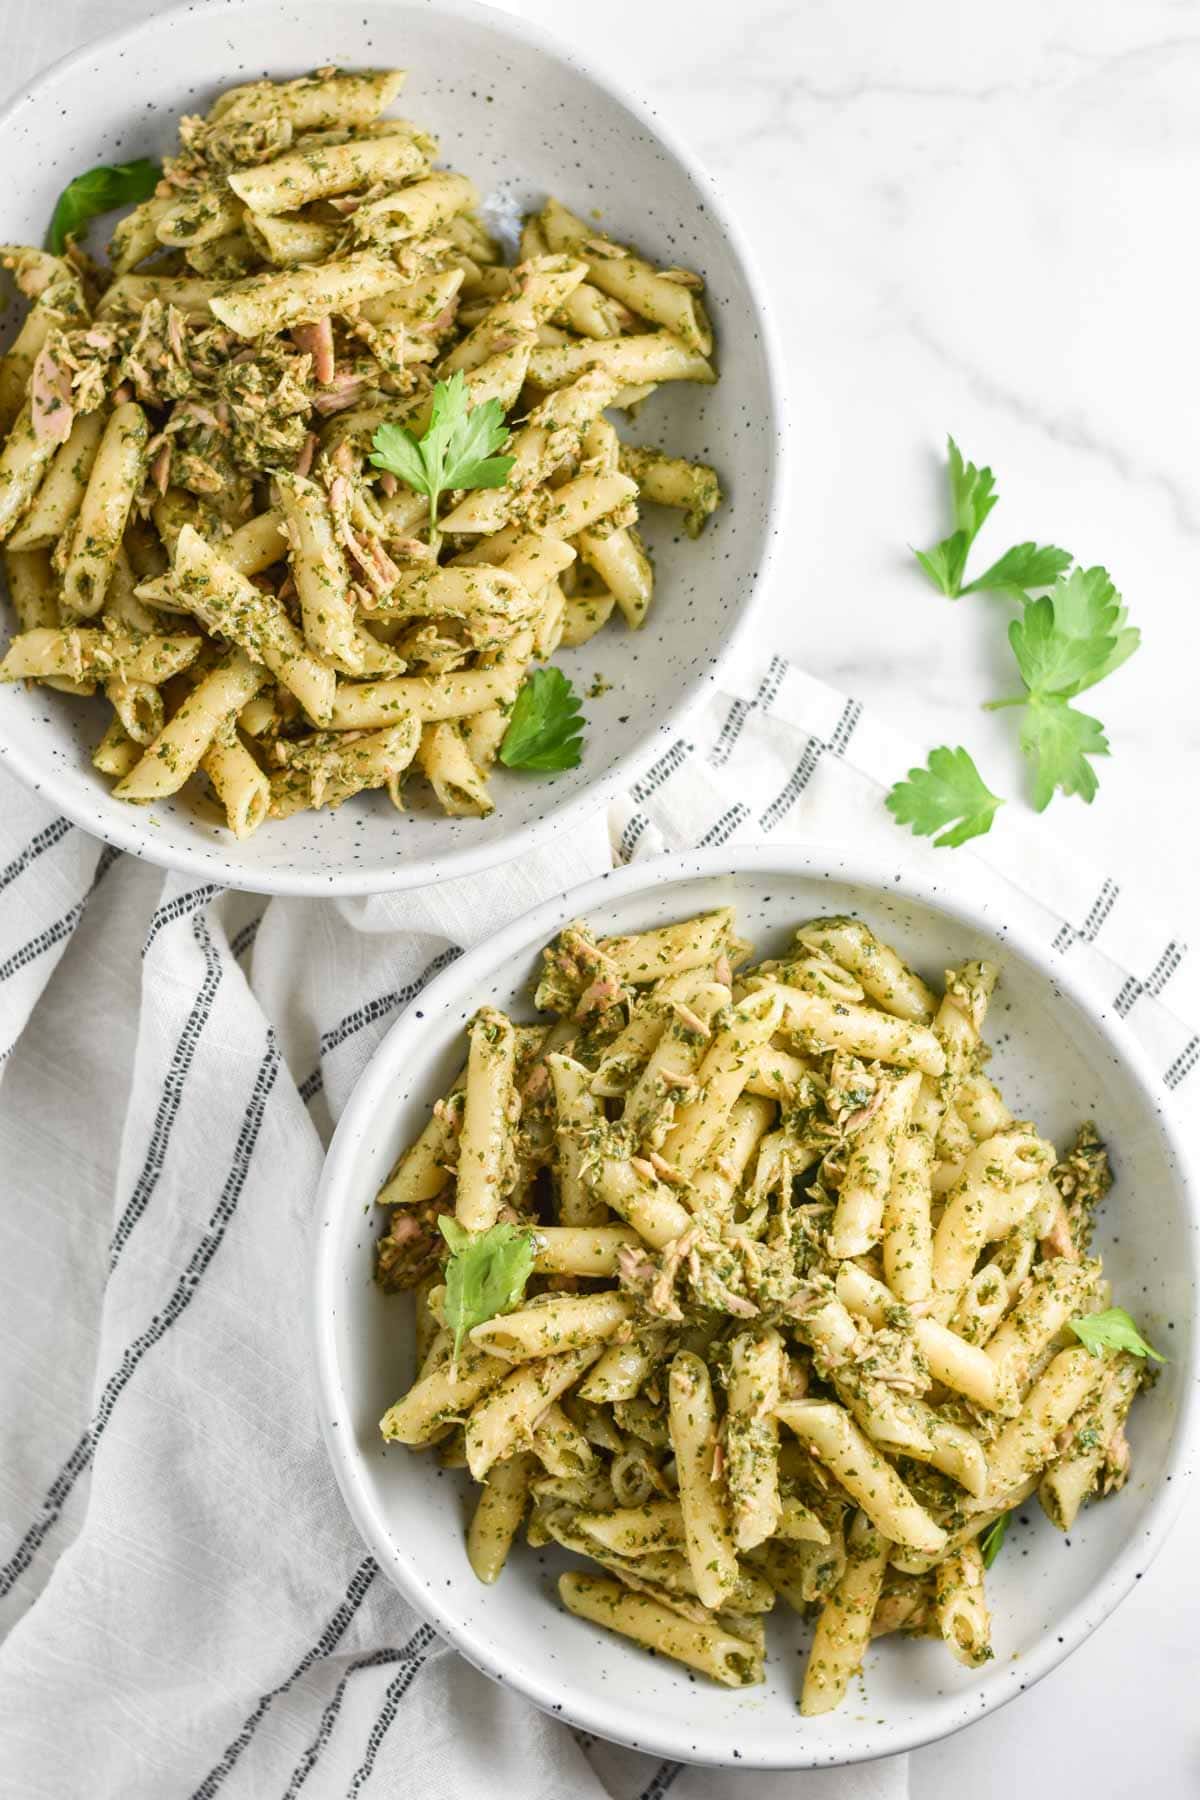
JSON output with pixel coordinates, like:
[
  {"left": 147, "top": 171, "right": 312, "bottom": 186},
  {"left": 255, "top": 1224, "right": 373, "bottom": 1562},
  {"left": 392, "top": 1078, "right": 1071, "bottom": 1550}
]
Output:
[
  {"left": 613, "top": 657, "right": 1199, "bottom": 1096},
  {"left": 0, "top": 647, "right": 1191, "bottom": 1800}
]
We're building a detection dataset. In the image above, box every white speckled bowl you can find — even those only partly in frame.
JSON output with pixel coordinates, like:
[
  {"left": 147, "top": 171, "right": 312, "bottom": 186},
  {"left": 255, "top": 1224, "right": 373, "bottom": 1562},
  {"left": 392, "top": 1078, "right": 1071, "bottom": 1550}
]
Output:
[
  {"left": 313, "top": 847, "right": 1199, "bottom": 1770},
  {"left": 0, "top": 0, "right": 783, "bottom": 895}
]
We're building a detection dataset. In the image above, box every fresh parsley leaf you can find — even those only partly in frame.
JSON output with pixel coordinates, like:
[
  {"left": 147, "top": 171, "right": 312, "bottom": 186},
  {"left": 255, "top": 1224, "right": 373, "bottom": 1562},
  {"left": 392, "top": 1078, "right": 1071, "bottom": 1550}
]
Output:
[
  {"left": 368, "top": 422, "right": 427, "bottom": 494},
  {"left": 1008, "top": 594, "right": 1115, "bottom": 698},
  {"left": 438, "top": 1216, "right": 535, "bottom": 1363},
  {"left": 913, "top": 438, "right": 997, "bottom": 597},
  {"left": 948, "top": 436, "right": 999, "bottom": 543},
  {"left": 1083, "top": 623, "right": 1141, "bottom": 692},
  {"left": 1019, "top": 697, "right": 1108, "bottom": 810},
  {"left": 1036, "top": 565, "right": 1141, "bottom": 695},
  {"left": 914, "top": 531, "right": 970, "bottom": 599},
  {"left": 914, "top": 439, "right": 1069, "bottom": 600},
  {"left": 1005, "top": 567, "right": 1140, "bottom": 700},
  {"left": 369, "top": 370, "right": 514, "bottom": 539},
  {"left": 1070, "top": 1306, "right": 1165, "bottom": 1363},
  {"left": 910, "top": 447, "right": 1141, "bottom": 813},
  {"left": 441, "top": 394, "right": 517, "bottom": 491},
  {"left": 885, "top": 745, "right": 1004, "bottom": 848},
  {"left": 48, "top": 158, "right": 161, "bottom": 254},
  {"left": 961, "top": 540, "right": 1073, "bottom": 596},
  {"left": 986, "top": 566, "right": 1137, "bottom": 810},
  {"left": 499, "top": 667, "right": 585, "bottom": 772}
]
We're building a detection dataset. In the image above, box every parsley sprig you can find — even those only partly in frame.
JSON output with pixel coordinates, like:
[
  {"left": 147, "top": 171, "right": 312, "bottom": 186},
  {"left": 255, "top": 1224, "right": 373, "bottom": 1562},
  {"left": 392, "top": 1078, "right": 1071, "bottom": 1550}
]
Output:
[
  {"left": 47, "top": 158, "right": 162, "bottom": 255},
  {"left": 369, "top": 371, "right": 515, "bottom": 545},
  {"left": 889, "top": 440, "right": 1142, "bottom": 844},
  {"left": 885, "top": 746, "right": 1003, "bottom": 848},
  {"left": 439, "top": 1217, "right": 535, "bottom": 1364},
  {"left": 986, "top": 565, "right": 1140, "bottom": 809},
  {"left": 914, "top": 436, "right": 1071, "bottom": 599},
  {"left": 499, "top": 667, "right": 585, "bottom": 772}
]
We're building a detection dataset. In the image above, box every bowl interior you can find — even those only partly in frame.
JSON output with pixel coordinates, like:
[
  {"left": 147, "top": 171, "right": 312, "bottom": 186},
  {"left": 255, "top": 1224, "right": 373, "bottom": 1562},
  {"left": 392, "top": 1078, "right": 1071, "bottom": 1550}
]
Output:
[
  {"left": 315, "top": 855, "right": 1196, "bottom": 1768},
  {"left": 0, "top": 0, "right": 779, "bottom": 893}
]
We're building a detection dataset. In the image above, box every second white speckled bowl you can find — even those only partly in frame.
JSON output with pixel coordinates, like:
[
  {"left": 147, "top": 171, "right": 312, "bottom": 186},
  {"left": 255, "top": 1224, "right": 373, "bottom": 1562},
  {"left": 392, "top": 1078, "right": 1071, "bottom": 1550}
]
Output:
[{"left": 312, "top": 846, "right": 1199, "bottom": 1768}]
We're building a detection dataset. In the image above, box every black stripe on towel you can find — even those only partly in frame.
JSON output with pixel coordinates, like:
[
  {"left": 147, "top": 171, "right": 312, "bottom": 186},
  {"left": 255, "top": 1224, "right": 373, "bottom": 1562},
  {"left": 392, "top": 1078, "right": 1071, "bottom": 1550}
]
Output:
[
  {"left": 1114, "top": 939, "right": 1186, "bottom": 1018},
  {"left": 636, "top": 1761, "right": 683, "bottom": 1800},
  {"left": 709, "top": 653, "right": 788, "bottom": 768},
  {"left": 1165, "top": 1035, "right": 1200, "bottom": 1091},
  {"left": 0, "top": 1031, "right": 279, "bottom": 1598},
  {"left": 319, "top": 947, "right": 462, "bottom": 1058},
  {"left": 828, "top": 697, "right": 863, "bottom": 755},
  {"left": 109, "top": 915, "right": 224, "bottom": 1269},
  {"left": 0, "top": 843, "right": 119, "bottom": 985},
  {"left": 190, "top": 1557, "right": 382, "bottom": 1800},
  {"left": 283, "top": 1625, "right": 436, "bottom": 1799},
  {"left": 229, "top": 913, "right": 263, "bottom": 963},
  {"left": 1052, "top": 879, "right": 1120, "bottom": 954},
  {"left": 298, "top": 1067, "right": 324, "bottom": 1105},
  {"left": 709, "top": 697, "right": 750, "bottom": 770},
  {"left": 758, "top": 698, "right": 861, "bottom": 833},
  {"left": 629, "top": 739, "right": 690, "bottom": 804},
  {"left": 697, "top": 803, "right": 750, "bottom": 847},
  {"left": 1112, "top": 975, "right": 1141, "bottom": 1019},
  {"left": 758, "top": 735, "right": 823, "bottom": 832},
  {"left": 1145, "top": 939, "right": 1186, "bottom": 997},
  {"left": 0, "top": 816, "right": 72, "bottom": 893},
  {"left": 617, "top": 813, "right": 649, "bottom": 864},
  {"left": 344, "top": 1627, "right": 437, "bottom": 1797},
  {"left": 143, "top": 883, "right": 221, "bottom": 958}
]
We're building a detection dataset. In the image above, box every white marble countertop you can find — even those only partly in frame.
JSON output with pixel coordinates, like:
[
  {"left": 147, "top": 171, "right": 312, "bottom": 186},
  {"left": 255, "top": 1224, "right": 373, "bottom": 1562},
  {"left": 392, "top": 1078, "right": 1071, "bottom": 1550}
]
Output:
[{"left": 4, "top": 1, "right": 1198, "bottom": 1793}]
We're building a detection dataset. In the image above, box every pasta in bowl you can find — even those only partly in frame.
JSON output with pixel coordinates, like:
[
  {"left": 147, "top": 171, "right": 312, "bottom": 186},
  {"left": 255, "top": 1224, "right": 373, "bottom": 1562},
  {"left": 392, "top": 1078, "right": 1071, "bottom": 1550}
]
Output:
[
  {"left": 0, "top": 0, "right": 781, "bottom": 893},
  {"left": 313, "top": 849, "right": 1197, "bottom": 1768}
]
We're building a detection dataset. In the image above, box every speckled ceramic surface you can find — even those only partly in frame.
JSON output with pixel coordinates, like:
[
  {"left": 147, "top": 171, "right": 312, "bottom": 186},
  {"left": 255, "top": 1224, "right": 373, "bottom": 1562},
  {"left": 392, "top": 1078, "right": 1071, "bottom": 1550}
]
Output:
[
  {"left": 0, "top": 0, "right": 783, "bottom": 895},
  {"left": 312, "top": 846, "right": 1199, "bottom": 1770}
]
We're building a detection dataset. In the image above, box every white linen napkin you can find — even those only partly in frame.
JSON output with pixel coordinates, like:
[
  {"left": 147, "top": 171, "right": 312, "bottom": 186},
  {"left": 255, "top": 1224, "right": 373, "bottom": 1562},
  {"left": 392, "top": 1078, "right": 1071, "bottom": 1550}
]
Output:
[{"left": 0, "top": 647, "right": 1193, "bottom": 1800}]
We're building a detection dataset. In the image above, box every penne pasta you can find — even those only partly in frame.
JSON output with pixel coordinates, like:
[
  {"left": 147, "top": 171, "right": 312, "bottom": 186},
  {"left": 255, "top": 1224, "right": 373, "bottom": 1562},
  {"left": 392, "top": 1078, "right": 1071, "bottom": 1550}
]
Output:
[
  {"left": 669, "top": 1351, "right": 740, "bottom": 1611},
  {"left": 725, "top": 1327, "right": 784, "bottom": 1551},
  {"left": 828, "top": 1068, "right": 922, "bottom": 1258},
  {"left": 558, "top": 1573, "right": 762, "bottom": 1687},
  {"left": 0, "top": 68, "right": 724, "bottom": 845},
  {"left": 470, "top": 1290, "right": 635, "bottom": 1361},
  {"left": 776, "top": 1402, "right": 947, "bottom": 1556},
  {"left": 169, "top": 525, "right": 336, "bottom": 725},
  {"left": 933, "top": 1543, "right": 993, "bottom": 1668},
  {"left": 800, "top": 1512, "right": 890, "bottom": 1714},
  {"left": 455, "top": 1008, "right": 517, "bottom": 1231},
  {"left": 114, "top": 649, "right": 267, "bottom": 802},
  {"left": 464, "top": 1343, "right": 604, "bottom": 1479},
  {"left": 59, "top": 403, "right": 149, "bottom": 619},
  {"left": 358, "top": 727, "right": 1149, "bottom": 1707},
  {"left": 467, "top": 1452, "right": 534, "bottom": 1584},
  {"left": 0, "top": 625, "right": 200, "bottom": 686},
  {"left": 6, "top": 410, "right": 105, "bottom": 552}
]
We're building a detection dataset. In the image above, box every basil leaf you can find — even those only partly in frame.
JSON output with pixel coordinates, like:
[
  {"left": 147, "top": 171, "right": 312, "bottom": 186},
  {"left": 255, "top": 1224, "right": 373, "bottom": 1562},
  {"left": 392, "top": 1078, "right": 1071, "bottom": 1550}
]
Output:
[
  {"left": 438, "top": 1217, "right": 535, "bottom": 1361},
  {"left": 978, "top": 1512, "right": 1009, "bottom": 1568},
  {"left": 48, "top": 158, "right": 161, "bottom": 254}
]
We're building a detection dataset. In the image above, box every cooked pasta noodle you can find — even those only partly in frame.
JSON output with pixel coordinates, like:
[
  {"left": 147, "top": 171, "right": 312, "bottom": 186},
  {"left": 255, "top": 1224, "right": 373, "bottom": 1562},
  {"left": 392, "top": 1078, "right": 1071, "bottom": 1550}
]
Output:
[{"left": 0, "top": 66, "right": 722, "bottom": 839}]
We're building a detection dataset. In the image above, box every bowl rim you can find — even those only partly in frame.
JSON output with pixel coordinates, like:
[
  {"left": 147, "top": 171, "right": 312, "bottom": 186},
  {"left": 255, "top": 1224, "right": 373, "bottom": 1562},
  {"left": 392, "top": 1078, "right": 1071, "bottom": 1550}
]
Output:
[
  {"left": 0, "top": 0, "right": 787, "bottom": 898},
  {"left": 310, "top": 841, "right": 1200, "bottom": 1769}
]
